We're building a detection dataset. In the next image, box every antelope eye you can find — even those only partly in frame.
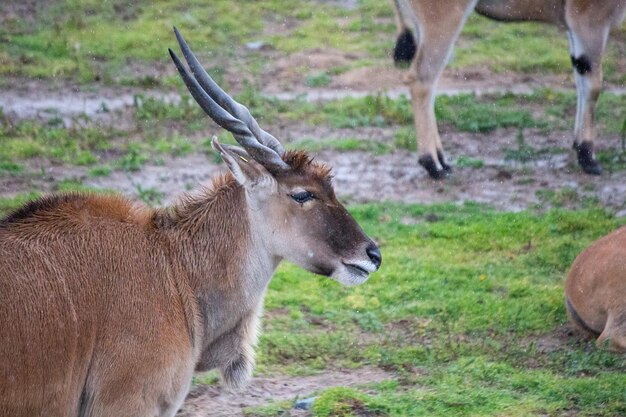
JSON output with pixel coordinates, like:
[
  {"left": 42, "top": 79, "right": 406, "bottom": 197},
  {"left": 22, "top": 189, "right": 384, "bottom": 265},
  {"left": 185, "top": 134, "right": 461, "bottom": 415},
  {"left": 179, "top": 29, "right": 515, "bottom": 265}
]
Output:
[{"left": 290, "top": 191, "right": 314, "bottom": 204}]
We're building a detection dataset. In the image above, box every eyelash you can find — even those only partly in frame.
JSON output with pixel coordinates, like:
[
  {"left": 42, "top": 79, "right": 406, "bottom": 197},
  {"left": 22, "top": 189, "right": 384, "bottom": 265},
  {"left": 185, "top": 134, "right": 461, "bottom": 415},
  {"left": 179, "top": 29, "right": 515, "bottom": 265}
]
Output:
[{"left": 290, "top": 191, "right": 314, "bottom": 204}]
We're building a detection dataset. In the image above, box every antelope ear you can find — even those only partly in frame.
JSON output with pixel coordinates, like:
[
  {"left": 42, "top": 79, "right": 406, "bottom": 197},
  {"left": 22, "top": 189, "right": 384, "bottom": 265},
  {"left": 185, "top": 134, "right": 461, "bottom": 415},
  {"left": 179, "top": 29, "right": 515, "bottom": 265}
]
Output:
[{"left": 211, "top": 137, "right": 272, "bottom": 186}]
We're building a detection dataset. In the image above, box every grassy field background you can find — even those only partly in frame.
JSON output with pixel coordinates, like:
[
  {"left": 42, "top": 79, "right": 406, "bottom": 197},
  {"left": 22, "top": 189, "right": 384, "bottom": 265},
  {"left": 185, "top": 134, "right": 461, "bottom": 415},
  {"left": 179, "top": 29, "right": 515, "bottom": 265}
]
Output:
[
  {"left": 1, "top": 0, "right": 625, "bottom": 85},
  {"left": 1, "top": 1, "right": 626, "bottom": 416}
]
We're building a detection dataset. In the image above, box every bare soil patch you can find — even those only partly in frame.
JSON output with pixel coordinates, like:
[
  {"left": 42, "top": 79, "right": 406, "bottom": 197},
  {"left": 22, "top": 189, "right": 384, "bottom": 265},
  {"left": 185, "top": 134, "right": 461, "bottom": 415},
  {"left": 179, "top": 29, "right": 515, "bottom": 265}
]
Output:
[
  {"left": 176, "top": 366, "right": 394, "bottom": 417},
  {"left": 0, "top": 81, "right": 180, "bottom": 125},
  {"left": 0, "top": 0, "right": 59, "bottom": 26}
]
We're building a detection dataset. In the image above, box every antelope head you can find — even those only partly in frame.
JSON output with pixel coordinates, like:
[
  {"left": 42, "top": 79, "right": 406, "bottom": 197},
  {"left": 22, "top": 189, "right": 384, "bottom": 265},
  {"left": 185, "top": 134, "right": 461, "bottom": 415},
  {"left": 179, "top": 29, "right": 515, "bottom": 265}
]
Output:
[{"left": 169, "top": 28, "right": 381, "bottom": 285}]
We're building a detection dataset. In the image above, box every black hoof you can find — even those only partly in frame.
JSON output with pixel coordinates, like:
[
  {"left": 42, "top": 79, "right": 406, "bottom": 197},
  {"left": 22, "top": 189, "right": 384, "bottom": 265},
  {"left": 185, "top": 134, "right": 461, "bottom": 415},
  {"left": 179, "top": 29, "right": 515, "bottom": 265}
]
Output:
[
  {"left": 393, "top": 29, "right": 416, "bottom": 66},
  {"left": 573, "top": 141, "right": 602, "bottom": 175},
  {"left": 437, "top": 150, "right": 453, "bottom": 174},
  {"left": 419, "top": 154, "right": 449, "bottom": 180}
]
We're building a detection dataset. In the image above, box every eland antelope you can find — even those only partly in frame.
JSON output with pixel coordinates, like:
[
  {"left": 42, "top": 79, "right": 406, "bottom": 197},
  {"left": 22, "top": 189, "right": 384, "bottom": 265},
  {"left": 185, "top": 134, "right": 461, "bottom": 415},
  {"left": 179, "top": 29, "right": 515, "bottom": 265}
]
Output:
[
  {"left": 0, "top": 28, "right": 381, "bottom": 417},
  {"left": 565, "top": 226, "right": 626, "bottom": 352},
  {"left": 392, "top": 0, "right": 626, "bottom": 179}
]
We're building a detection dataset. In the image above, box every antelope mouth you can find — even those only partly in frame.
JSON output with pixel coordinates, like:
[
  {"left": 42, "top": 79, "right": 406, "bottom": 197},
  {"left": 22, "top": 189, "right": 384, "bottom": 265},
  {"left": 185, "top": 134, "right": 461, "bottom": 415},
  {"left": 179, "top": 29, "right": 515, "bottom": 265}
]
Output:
[
  {"left": 344, "top": 263, "right": 370, "bottom": 276},
  {"left": 332, "top": 261, "right": 374, "bottom": 286}
]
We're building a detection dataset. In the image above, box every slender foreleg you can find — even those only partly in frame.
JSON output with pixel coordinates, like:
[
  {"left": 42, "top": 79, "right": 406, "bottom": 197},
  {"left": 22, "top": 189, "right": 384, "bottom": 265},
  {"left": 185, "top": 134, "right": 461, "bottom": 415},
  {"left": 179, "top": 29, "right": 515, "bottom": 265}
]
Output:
[
  {"left": 394, "top": 0, "right": 478, "bottom": 179},
  {"left": 565, "top": 0, "right": 626, "bottom": 175}
]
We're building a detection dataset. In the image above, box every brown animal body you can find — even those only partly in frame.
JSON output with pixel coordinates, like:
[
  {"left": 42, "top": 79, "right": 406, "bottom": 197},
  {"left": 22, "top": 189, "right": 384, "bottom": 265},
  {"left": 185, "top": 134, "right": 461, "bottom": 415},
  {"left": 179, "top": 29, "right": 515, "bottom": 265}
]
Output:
[
  {"left": 392, "top": 0, "right": 626, "bottom": 179},
  {"left": 0, "top": 29, "right": 381, "bottom": 417},
  {"left": 565, "top": 226, "right": 626, "bottom": 352}
]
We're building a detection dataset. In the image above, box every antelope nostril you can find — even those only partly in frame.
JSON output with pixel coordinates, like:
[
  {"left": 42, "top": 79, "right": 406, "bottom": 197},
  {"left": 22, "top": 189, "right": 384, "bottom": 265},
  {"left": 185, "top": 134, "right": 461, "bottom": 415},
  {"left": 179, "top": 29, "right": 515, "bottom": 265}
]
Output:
[{"left": 366, "top": 244, "right": 382, "bottom": 269}]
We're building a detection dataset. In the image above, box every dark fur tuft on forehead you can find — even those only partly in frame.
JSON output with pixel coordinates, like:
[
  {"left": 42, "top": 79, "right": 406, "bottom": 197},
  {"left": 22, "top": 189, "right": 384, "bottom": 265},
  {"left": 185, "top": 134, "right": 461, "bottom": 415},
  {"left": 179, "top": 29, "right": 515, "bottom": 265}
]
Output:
[{"left": 280, "top": 150, "right": 332, "bottom": 182}]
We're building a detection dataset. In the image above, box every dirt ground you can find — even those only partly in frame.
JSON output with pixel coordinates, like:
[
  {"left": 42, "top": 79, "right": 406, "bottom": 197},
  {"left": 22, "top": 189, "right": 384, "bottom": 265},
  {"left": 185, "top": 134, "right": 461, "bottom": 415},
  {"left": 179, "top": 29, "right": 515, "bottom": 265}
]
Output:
[
  {"left": 177, "top": 367, "right": 394, "bottom": 417},
  {"left": 2, "top": 48, "right": 626, "bottom": 216},
  {"left": 22, "top": 127, "right": 619, "bottom": 216},
  {"left": 2, "top": 94, "right": 626, "bottom": 216}
]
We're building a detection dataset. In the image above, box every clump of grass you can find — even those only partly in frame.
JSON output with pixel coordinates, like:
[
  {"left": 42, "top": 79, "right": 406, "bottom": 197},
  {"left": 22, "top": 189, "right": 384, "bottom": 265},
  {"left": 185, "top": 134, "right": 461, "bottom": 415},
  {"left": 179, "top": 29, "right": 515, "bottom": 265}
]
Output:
[
  {"left": 88, "top": 165, "right": 113, "bottom": 177},
  {"left": 596, "top": 116, "right": 626, "bottom": 173},
  {"left": 313, "top": 387, "right": 387, "bottom": 417},
  {"left": 503, "top": 129, "right": 563, "bottom": 164},
  {"left": 289, "top": 137, "right": 392, "bottom": 154},
  {"left": 133, "top": 95, "right": 204, "bottom": 130},
  {"left": 192, "top": 370, "right": 220, "bottom": 387},
  {"left": 117, "top": 143, "right": 149, "bottom": 172},
  {"left": 504, "top": 129, "right": 537, "bottom": 163},
  {"left": 0, "top": 118, "right": 112, "bottom": 165},
  {"left": 56, "top": 179, "right": 99, "bottom": 193},
  {"left": 393, "top": 127, "right": 416, "bottom": 151},
  {"left": 153, "top": 135, "right": 194, "bottom": 157},
  {"left": 621, "top": 116, "right": 626, "bottom": 151},
  {"left": 0, "top": 161, "right": 24, "bottom": 174},
  {"left": 242, "top": 401, "right": 293, "bottom": 417},
  {"left": 306, "top": 72, "right": 332, "bottom": 88},
  {"left": 135, "top": 184, "right": 164, "bottom": 206},
  {"left": 319, "top": 94, "right": 413, "bottom": 129},
  {"left": 436, "top": 94, "right": 544, "bottom": 133},
  {"left": 536, "top": 188, "right": 586, "bottom": 209},
  {"left": 0, "top": 192, "right": 41, "bottom": 217},
  {"left": 455, "top": 155, "right": 485, "bottom": 168}
]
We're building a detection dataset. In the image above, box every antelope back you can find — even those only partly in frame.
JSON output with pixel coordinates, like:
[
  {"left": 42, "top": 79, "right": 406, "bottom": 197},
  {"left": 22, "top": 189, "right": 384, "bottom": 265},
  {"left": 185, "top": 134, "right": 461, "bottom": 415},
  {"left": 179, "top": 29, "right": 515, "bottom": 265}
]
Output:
[{"left": 0, "top": 194, "right": 195, "bottom": 416}]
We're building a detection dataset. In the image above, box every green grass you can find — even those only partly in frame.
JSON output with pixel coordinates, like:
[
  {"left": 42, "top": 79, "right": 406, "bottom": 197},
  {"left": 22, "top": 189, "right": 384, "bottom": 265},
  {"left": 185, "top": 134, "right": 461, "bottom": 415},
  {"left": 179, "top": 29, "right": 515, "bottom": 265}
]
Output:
[
  {"left": 0, "top": 0, "right": 393, "bottom": 84},
  {"left": 2, "top": 190, "right": 625, "bottom": 415},
  {"left": 455, "top": 155, "right": 485, "bottom": 169},
  {"left": 0, "top": 0, "right": 270, "bottom": 83},
  {"left": 457, "top": 15, "right": 626, "bottom": 84},
  {"left": 135, "top": 184, "right": 164, "bottom": 206},
  {"left": 3, "top": 1, "right": 623, "bottom": 85},
  {"left": 503, "top": 129, "right": 565, "bottom": 164},
  {"left": 289, "top": 137, "right": 392, "bottom": 154},
  {"left": 0, "top": 160, "right": 24, "bottom": 174},
  {"left": 243, "top": 400, "right": 293, "bottom": 417},
  {"left": 309, "top": 370, "right": 626, "bottom": 416},
  {"left": 116, "top": 143, "right": 149, "bottom": 172},
  {"left": 245, "top": 202, "right": 626, "bottom": 416},
  {"left": 133, "top": 95, "right": 205, "bottom": 129},
  {"left": 455, "top": 15, "right": 570, "bottom": 74},
  {"left": 283, "top": 90, "right": 625, "bottom": 137},
  {"left": 0, "top": 95, "right": 212, "bottom": 172},
  {"left": 305, "top": 72, "right": 332, "bottom": 88},
  {"left": 88, "top": 165, "right": 113, "bottom": 177},
  {"left": 535, "top": 188, "right": 600, "bottom": 210},
  {"left": 0, "top": 118, "right": 111, "bottom": 165},
  {"left": 0, "top": 192, "right": 42, "bottom": 216},
  {"left": 2, "top": 90, "right": 624, "bottom": 172}
]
